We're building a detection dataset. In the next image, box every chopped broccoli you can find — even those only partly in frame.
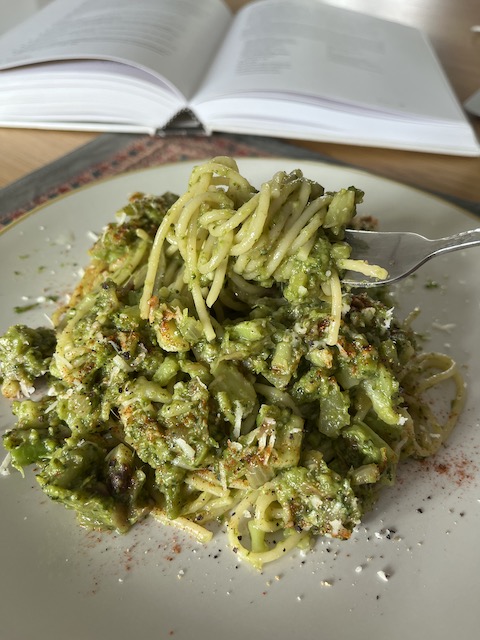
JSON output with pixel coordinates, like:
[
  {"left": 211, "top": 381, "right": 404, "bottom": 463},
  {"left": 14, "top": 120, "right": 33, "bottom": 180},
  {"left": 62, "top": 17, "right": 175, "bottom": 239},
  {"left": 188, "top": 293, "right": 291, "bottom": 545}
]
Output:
[
  {"left": 272, "top": 456, "right": 362, "bottom": 538},
  {"left": 0, "top": 325, "right": 56, "bottom": 398}
]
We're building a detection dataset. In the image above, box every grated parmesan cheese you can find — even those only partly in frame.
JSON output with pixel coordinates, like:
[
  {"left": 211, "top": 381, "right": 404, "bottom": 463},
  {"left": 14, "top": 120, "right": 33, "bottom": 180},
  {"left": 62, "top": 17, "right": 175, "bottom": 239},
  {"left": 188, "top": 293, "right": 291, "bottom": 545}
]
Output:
[
  {"left": 174, "top": 437, "right": 196, "bottom": 460},
  {"left": 0, "top": 452, "right": 12, "bottom": 476}
]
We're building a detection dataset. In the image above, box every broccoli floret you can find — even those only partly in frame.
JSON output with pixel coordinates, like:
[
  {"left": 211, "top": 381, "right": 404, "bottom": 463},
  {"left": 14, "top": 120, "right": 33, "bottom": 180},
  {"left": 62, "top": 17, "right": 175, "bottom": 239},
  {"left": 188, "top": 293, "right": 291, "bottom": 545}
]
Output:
[
  {"left": 323, "top": 187, "right": 363, "bottom": 235},
  {"left": 0, "top": 325, "right": 56, "bottom": 398},
  {"left": 37, "top": 438, "right": 151, "bottom": 532},
  {"left": 335, "top": 420, "right": 398, "bottom": 485},
  {"left": 2, "top": 397, "right": 69, "bottom": 471},
  {"left": 291, "top": 366, "right": 351, "bottom": 437},
  {"left": 121, "top": 192, "right": 178, "bottom": 226},
  {"left": 272, "top": 455, "right": 362, "bottom": 538}
]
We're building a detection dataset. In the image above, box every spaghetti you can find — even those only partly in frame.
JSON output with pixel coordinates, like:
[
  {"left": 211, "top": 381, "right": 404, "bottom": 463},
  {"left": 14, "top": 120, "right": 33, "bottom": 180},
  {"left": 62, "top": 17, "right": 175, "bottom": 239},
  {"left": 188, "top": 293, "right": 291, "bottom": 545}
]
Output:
[
  {"left": 0, "top": 157, "right": 465, "bottom": 570},
  {"left": 139, "top": 157, "right": 387, "bottom": 347}
]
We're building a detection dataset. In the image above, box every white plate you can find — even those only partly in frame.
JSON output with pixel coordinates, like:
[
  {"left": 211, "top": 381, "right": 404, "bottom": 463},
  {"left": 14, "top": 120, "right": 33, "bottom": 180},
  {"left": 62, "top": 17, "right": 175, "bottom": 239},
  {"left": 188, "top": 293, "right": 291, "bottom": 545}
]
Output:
[{"left": 1, "top": 159, "right": 479, "bottom": 640}]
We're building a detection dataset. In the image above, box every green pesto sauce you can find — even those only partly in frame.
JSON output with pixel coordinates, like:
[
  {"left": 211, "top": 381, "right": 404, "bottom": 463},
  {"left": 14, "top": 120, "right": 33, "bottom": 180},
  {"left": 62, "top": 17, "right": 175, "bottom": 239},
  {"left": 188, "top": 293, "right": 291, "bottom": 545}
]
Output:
[{"left": 0, "top": 184, "right": 422, "bottom": 553}]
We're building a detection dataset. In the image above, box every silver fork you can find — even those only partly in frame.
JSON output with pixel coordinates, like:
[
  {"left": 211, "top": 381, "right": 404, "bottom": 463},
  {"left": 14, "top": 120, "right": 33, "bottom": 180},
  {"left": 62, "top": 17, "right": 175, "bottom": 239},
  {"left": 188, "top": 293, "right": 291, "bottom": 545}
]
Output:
[{"left": 343, "top": 227, "right": 480, "bottom": 287}]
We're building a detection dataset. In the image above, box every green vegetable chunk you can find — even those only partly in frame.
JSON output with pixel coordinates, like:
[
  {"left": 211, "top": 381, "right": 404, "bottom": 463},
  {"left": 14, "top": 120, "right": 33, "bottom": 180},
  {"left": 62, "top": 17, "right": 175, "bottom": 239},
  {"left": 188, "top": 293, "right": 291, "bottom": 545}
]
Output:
[
  {"left": 273, "top": 456, "right": 362, "bottom": 538},
  {"left": 0, "top": 325, "right": 56, "bottom": 397}
]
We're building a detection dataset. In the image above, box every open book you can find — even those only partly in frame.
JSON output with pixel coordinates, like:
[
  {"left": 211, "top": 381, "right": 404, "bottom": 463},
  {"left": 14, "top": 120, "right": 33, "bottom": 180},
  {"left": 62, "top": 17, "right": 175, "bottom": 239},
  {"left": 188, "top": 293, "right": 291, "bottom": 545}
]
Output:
[{"left": 0, "top": 0, "right": 478, "bottom": 156}]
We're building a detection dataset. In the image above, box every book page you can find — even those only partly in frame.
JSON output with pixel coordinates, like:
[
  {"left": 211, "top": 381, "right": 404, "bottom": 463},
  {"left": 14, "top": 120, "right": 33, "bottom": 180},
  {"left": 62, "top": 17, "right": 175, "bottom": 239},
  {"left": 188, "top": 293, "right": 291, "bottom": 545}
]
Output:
[
  {"left": 193, "top": 0, "right": 464, "bottom": 121},
  {"left": 0, "top": 0, "right": 232, "bottom": 100},
  {"left": 0, "top": 59, "right": 195, "bottom": 132}
]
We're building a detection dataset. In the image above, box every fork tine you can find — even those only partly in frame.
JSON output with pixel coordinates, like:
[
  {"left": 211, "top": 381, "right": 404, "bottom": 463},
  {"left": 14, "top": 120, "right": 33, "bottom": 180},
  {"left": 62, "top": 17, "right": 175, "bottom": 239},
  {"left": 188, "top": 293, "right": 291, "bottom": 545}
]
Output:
[{"left": 342, "top": 228, "right": 480, "bottom": 287}]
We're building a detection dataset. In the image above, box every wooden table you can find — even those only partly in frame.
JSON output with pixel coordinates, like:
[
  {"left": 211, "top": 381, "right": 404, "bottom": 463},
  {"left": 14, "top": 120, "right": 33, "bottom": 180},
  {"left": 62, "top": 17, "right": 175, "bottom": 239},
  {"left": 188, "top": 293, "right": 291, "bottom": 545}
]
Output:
[{"left": 0, "top": 0, "right": 479, "bottom": 202}]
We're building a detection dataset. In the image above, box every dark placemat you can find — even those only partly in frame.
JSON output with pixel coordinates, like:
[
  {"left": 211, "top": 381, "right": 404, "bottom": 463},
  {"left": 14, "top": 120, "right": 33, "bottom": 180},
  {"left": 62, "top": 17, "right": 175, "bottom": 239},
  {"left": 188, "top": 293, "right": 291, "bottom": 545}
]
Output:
[
  {"left": 0, "top": 133, "right": 336, "bottom": 230},
  {"left": 1, "top": 132, "right": 478, "bottom": 231}
]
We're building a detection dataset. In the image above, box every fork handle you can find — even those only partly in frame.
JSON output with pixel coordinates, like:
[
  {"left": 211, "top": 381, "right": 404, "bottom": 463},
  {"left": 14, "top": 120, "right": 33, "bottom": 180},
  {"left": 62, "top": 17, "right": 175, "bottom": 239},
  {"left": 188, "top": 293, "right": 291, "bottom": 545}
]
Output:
[{"left": 432, "top": 228, "right": 480, "bottom": 256}]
